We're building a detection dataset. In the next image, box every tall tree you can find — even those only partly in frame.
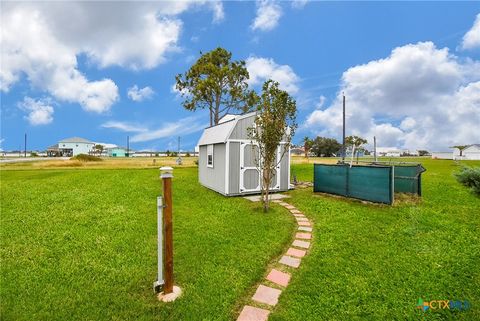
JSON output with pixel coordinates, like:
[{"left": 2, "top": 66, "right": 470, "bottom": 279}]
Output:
[
  {"left": 175, "top": 47, "right": 258, "bottom": 126},
  {"left": 452, "top": 145, "right": 469, "bottom": 156},
  {"left": 248, "top": 80, "right": 297, "bottom": 212},
  {"left": 311, "top": 137, "right": 341, "bottom": 157},
  {"left": 345, "top": 135, "right": 367, "bottom": 161},
  {"left": 303, "top": 137, "right": 313, "bottom": 158},
  {"left": 94, "top": 144, "right": 104, "bottom": 156}
]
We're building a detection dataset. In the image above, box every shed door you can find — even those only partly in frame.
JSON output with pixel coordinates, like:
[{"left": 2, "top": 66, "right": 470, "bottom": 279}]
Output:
[
  {"left": 240, "top": 143, "right": 260, "bottom": 193},
  {"left": 239, "top": 143, "right": 281, "bottom": 193}
]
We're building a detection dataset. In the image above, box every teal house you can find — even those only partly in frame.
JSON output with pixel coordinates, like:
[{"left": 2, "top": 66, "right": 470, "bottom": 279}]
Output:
[{"left": 107, "top": 147, "right": 128, "bottom": 157}]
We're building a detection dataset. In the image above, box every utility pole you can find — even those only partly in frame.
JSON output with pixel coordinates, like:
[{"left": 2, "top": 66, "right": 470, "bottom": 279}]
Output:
[
  {"left": 24, "top": 133, "right": 27, "bottom": 158},
  {"left": 127, "top": 136, "right": 130, "bottom": 157},
  {"left": 374, "top": 136, "right": 377, "bottom": 162},
  {"left": 342, "top": 93, "right": 346, "bottom": 162},
  {"left": 176, "top": 136, "right": 182, "bottom": 165}
]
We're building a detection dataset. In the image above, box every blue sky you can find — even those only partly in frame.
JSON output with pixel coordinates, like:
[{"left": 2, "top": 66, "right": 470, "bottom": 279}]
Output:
[{"left": 1, "top": 1, "right": 479, "bottom": 152}]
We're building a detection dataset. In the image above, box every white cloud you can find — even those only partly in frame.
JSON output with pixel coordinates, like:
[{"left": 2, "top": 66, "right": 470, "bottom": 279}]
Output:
[
  {"left": 130, "top": 117, "right": 206, "bottom": 143},
  {"left": 102, "top": 117, "right": 206, "bottom": 143},
  {"left": 127, "top": 85, "right": 155, "bottom": 102},
  {"left": 101, "top": 121, "right": 147, "bottom": 133},
  {"left": 246, "top": 56, "right": 300, "bottom": 94},
  {"left": 251, "top": 0, "right": 282, "bottom": 32},
  {"left": 304, "top": 42, "right": 480, "bottom": 151},
  {"left": 1, "top": 2, "right": 222, "bottom": 111},
  {"left": 291, "top": 0, "right": 308, "bottom": 9},
  {"left": 210, "top": 1, "right": 225, "bottom": 23},
  {"left": 461, "top": 13, "right": 480, "bottom": 50},
  {"left": 18, "top": 97, "right": 54, "bottom": 126},
  {"left": 317, "top": 95, "right": 326, "bottom": 109}
]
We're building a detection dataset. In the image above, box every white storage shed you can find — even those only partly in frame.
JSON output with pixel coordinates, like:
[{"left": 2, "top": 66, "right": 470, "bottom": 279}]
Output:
[{"left": 197, "top": 112, "right": 291, "bottom": 196}]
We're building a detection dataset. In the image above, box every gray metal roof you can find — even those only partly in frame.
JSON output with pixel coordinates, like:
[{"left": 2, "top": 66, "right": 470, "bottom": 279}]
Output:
[
  {"left": 197, "top": 112, "right": 256, "bottom": 146},
  {"left": 59, "top": 137, "right": 93, "bottom": 143}
]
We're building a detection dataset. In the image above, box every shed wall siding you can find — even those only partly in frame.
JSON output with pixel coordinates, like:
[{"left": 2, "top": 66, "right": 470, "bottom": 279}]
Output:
[
  {"left": 228, "top": 142, "right": 240, "bottom": 194},
  {"left": 230, "top": 116, "right": 255, "bottom": 140},
  {"left": 199, "top": 144, "right": 226, "bottom": 194}
]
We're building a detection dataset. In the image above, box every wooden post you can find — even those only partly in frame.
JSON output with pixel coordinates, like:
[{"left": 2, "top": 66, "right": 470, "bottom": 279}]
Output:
[{"left": 160, "top": 167, "right": 174, "bottom": 294}]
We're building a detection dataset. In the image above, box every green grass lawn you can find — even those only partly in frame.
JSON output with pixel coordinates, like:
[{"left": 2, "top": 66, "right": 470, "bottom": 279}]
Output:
[
  {"left": 1, "top": 158, "right": 479, "bottom": 320},
  {"left": 271, "top": 158, "right": 480, "bottom": 320},
  {"left": 0, "top": 168, "right": 294, "bottom": 321}
]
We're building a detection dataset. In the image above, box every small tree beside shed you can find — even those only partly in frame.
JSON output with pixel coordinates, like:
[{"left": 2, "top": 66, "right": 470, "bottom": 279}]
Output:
[{"left": 248, "top": 80, "right": 297, "bottom": 212}]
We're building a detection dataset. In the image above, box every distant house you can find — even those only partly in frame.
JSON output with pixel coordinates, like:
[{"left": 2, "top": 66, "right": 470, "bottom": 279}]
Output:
[
  {"left": 431, "top": 144, "right": 480, "bottom": 160},
  {"left": 290, "top": 147, "right": 304, "bottom": 156},
  {"left": 107, "top": 147, "right": 130, "bottom": 157},
  {"left": 375, "top": 147, "right": 407, "bottom": 157},
  {"left": 49, "top": 137, "right": 94, "bottom": 157},
  {"left": 431, "top": 152, "right": 453, "bottom": 160},
  {"left": 197, "top": 112, "right": 291, "bottom": 196},
  {"left": 454, "top": 144, "right": 480, "bottom": 160}
]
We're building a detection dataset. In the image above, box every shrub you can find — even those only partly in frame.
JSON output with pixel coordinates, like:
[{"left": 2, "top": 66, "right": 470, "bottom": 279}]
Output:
[
  {"left": 194, "top": 159, "right": 199, "bottom": 166},
  {"left": 71, "top": 154, "right": 103, "bottom": 162},
  {"left": 455, "top": 166, "right": 480, "bottom": 195},
  {"left": 186, "top": 152, "right": 191, "bottom": 157}
]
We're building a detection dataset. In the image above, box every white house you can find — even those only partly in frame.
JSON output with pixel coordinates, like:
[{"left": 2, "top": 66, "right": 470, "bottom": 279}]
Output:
[
  {"left": 431, "top": 152, "right": 453, "bottom": 160},
  {"left": 49, "top": 137, "right": 95, "bottom": 157},
  {"left": 375, "top": 147, "right": 406, "bottom": 157},
  {"left": 454, "top": 144, "right": 480, "bottom": 160}
]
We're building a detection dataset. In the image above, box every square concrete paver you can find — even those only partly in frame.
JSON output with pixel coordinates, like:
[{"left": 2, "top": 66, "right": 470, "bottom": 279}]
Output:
[
  {"left": 298, "top": 226, "right": 313, "bottom": 232},
  {"left": 244, "top": 194, "right": 289, "bottom": 202},
  {"left": 279, "top": 255, "right": 301, "bottom": 268},
  {"left": 296, "top": 217, "right": 308, "bottom": 222},
  {"left": 298, "top": 221, "right": 311, "bottom": 226},
  {"left": 290, "top": 209, "right": 302, "bottom": 214},
  {"left": 293, "top": 213, "right": 305, "bottom": 217},
  {"left": 295, "top": 232, "right": 312, "bottom": 240},
  {"left": 284, "top": 205, "right": 296, "bottom": 210},
  {"left": 292, "top": 240, "right": 310, "bottom": 249},
  {"left": 252, "top": 285, "right": 282, "bottom": 306},
  {"left": 237, "top": 305, "right": 270, "bottom": 321},
  {"left": 278, "top": 202, "right": 290, "bottom": 207},
  {"left": 286, "top": 247, "right": 306, "bottom": 258},
  {"left": 266, "top": 269, "right": 291, "bottom": 287}
]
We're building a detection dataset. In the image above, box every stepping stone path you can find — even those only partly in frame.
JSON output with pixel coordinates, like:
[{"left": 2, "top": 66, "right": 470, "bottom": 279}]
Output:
[{"left": 236, "top": 199, "right": 314, "bottom": 321}]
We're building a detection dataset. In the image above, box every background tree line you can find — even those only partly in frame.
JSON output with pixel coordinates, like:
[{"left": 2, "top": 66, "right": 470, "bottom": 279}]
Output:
[{"left": 303, "top": 135, "right": 368, "bottom": 157}]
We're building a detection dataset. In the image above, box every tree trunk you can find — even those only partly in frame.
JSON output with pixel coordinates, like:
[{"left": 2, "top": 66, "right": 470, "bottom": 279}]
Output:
[
  {"left": 263, "top": 167, "right": 270, "bottom": 212},
  {"left": 214, "top": 94, "right": 220, "bottom": 125}
]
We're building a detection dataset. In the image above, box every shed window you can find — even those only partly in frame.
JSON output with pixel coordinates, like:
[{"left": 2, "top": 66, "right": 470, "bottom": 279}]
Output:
[{"left": 207, "top": 144, "right": 214, "bottom": 168}]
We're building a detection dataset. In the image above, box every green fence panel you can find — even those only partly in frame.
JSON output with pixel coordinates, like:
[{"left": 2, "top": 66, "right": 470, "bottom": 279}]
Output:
[
  {"left": 393, "top": 165, "right": 425, "bottom": 195},
  {"left": 313, "top": 164, "right": 347, "bottom": 196},
  {"left": 348, "top": 165, "right": 393, "bottom": 204},
  {"left": 314, "top": 164, "right": 393, "bottom": 204}
]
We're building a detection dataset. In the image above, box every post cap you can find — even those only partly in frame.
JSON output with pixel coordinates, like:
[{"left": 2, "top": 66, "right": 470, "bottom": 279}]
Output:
[{"left": 160, "top": 166, "right": 174, "bottom": 178}]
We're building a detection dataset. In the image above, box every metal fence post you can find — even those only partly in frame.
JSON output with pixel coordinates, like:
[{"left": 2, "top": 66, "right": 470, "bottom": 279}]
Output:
[{"left": 153, "top": 196, "right": 164, "bottom": 293}]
